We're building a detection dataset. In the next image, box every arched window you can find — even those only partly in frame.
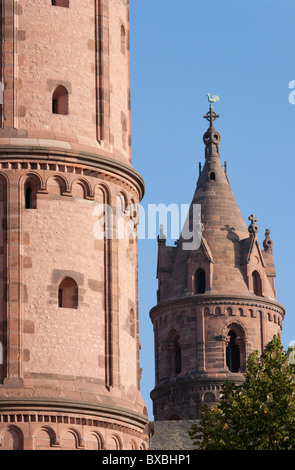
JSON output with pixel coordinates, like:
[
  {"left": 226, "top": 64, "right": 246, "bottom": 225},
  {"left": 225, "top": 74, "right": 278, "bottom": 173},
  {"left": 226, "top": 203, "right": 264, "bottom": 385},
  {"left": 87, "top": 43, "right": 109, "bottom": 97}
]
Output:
[
  {"left": 52, "top": 85, "right": 69, "bottom": 115},
  {"left": 117, "top": 193, "right": 126, "bottom": 214},
  {"left": 195, "top": 268, "right": 206, "bottom": 294},
  {"left": 52, "top": 0, "right": 69, "bottom": 7},
  {"left": 226, "top": 330, "right": 240, "bottom": 373},
  {"left": 58, "top": 277, "right": 78, "bottom": 309},
  {"left": 173, "top": 334, "right": 181, "bottom": 375},
  {"left": 252, "top": 270, "right": 262, "bottom": 296},
  {"left": 121, "top": 25, "right": 126, "bottom": 54},
  {"left": 209, "top": 172, "right": 215, "bottom": 181},
  {"left": 24, "top": 179, "right": 37, "bottom": 209},
  {"left": 3, "top": 428, "right": 23, "bottom": 450}
]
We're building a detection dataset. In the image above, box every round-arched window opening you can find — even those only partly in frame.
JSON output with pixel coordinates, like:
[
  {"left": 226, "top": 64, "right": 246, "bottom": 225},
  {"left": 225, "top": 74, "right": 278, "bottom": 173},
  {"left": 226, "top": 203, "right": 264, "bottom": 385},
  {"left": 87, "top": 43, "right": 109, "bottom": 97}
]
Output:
[
  {"left": 52, "top": 85, "right": 69, "bottom": 115},
  {"left": 58, "top": 277, "right": 78, "bottom": 309},
  {"left": 24, "top": 179, "right": 37, "bottom": 209},
  {"left": 195, "top": 268, "right": 206, "bottom": 294},
  {"left": 252, "top": 270, "right": 262, "bottom": 296},
  {"left": 209, "top": 172, "right": 216, "bottom": 181},
  {"left": 226, "top": 330, "right": 240, "bottom": 373}
]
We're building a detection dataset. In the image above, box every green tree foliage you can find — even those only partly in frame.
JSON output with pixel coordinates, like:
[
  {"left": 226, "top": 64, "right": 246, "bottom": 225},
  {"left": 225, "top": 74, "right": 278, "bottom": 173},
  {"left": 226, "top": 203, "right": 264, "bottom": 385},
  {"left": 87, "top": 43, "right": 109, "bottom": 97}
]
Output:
[{"left": 189, "top": 335, "right": 295, "bottom": 450}]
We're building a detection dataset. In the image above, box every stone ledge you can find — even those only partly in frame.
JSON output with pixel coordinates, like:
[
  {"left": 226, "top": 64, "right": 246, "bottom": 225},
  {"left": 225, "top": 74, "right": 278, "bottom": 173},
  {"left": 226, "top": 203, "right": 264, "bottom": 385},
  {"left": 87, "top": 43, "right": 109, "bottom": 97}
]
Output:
[
  {"left": 150, "top": 293, "right": 285, "bottom": 319},
  {"left": 0, "top": 145, "right": 145, "bottom": 200},
  {"left": 0, "top": 397, "right": 149, "bottom": 430}
]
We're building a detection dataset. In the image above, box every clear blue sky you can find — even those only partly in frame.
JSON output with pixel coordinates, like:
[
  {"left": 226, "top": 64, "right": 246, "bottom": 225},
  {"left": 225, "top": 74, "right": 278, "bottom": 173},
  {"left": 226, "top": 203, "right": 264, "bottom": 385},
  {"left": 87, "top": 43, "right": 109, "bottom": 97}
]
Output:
[{"left": 129, "top": 0, "right": 295, "bottom": 418}]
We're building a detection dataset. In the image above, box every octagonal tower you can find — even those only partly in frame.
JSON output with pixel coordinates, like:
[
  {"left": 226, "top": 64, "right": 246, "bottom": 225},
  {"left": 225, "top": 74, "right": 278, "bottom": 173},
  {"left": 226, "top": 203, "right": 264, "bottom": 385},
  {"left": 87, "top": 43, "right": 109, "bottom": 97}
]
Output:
[
  {"left": 0, "top": 0, "right": 148, "bottom": 450},
  {"left": 150, "top": 102, "right": 285, "bottom": 422}
]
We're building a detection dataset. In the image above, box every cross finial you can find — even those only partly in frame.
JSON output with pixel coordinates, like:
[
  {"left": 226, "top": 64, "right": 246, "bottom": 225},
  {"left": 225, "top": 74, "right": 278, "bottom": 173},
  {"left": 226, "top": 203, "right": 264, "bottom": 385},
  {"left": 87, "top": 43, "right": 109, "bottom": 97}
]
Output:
[
  {"left": 248, "top": 214, "right": 258, "bottom": 235},
  {"left": 203, "top": 107, "right": 219, "bottom": 127},
  {"left": 204, "top": 94, "right": 220, "bottom": 127}
]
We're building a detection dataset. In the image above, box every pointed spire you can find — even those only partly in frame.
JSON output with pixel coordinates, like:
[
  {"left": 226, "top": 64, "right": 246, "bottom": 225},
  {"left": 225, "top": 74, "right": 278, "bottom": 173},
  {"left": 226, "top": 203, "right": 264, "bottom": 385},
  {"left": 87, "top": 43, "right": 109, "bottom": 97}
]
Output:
[{"left": 203, "top": 94, "right": 221, "bottom": 159}]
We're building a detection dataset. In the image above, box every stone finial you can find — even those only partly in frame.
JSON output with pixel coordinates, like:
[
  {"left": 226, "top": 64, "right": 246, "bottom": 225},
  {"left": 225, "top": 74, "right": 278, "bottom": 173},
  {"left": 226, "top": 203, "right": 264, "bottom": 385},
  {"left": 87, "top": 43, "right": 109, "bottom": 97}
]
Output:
[
  {"left": 157, "top": 224, "right": 166, "bottom": 245},
  {"left": 203, "top": 96, "right": 221, "bottom": 159},
  {"left": 263, "top": 229, "right": 273, "bottom": 253},
  {"left": 248, "top": 214, "right": 258, "bottom": 236}
]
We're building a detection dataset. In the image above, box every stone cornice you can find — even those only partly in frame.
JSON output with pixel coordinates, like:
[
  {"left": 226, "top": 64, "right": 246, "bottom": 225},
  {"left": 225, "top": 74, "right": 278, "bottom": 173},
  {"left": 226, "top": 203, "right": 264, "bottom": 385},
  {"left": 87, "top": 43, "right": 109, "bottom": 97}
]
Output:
[
  {"left": 150, "top": 293, "right": 285, "bottom": 319},
  {"left": 0, "top": 145, "right": 145, "bottom": 200},
  {"left": 0, "top": 397, "right": 148, "bottom": 429},
  {"left": 150, "top": 373, "right": 245, "bottom": 397}
]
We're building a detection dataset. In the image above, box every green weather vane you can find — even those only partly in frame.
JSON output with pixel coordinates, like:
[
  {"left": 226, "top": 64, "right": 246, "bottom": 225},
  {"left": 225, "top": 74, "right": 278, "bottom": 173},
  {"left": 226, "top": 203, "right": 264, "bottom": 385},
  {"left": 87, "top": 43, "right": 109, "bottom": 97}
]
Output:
[{"left": 207, "top": 93, "right": 220, "bottom": 109}]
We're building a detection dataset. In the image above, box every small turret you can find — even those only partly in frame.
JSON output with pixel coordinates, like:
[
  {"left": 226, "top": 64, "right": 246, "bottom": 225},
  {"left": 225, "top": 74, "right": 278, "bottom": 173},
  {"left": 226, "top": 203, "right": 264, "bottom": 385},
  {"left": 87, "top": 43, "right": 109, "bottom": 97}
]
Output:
[{"left": 150, "top": 96, "right": 285, "bottom": 423}]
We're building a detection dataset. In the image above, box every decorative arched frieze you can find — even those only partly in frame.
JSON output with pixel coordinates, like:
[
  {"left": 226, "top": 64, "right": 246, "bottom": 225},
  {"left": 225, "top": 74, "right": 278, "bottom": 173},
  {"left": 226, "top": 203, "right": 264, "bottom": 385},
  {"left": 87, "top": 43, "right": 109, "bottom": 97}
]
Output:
[
  {"left": 45, "top": 174, "right": 70, "bottom": 195},
  {"left": 70, "top": 177, "right": 93, "bottom": 199},
  {"left": 33, "top": 425, "right": 58, "bottom": 448},
  {"left": 0, "top": 425, "right": 24, "bottom": 450},
  {"left": 19, "top": 171, "right": 45, "bottom": 192}
]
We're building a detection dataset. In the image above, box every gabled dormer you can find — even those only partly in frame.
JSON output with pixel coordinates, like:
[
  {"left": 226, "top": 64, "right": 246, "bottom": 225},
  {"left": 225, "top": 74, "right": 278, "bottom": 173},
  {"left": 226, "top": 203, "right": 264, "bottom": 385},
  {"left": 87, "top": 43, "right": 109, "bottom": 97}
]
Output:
[
  {"left": 187, "top": 234, "right": 214, "bottom": 295},
  {"left": 240, "top": 215, "right": 277, "bottom": 300}
]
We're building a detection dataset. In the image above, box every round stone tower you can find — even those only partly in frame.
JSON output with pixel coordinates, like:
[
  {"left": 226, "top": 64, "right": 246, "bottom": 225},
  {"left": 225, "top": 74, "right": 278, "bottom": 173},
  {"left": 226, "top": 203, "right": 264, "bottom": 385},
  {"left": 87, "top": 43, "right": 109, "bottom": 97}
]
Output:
[
  {"left": 150, "top": 101, "right": 285, "bottom": 422},
  {"left": 0, "top": 0, "right": 148, "bottom": 450}
]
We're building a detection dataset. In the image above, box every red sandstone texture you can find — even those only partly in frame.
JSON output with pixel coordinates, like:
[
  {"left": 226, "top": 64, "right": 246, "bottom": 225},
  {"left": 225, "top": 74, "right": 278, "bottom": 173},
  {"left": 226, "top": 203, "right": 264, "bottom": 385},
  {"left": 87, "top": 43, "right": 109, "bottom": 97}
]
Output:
[
  {"left": 0, "top": 0, "right": 148, "bottom": 450},
  {"left": 150, "top": 108, "right": 284, "bottom": 421}
]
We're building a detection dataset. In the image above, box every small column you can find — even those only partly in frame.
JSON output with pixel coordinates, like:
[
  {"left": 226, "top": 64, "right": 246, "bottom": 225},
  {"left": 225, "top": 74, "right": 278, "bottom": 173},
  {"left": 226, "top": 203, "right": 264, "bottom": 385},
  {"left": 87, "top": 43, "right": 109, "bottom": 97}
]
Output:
[{"left": 196, "top": 307, "right": 205, "bottom": 371}]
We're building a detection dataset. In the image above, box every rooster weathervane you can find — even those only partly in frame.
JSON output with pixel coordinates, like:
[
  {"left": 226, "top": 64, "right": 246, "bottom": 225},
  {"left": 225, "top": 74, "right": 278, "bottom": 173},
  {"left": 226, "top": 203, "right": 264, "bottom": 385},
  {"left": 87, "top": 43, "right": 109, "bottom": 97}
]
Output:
[{"left": 207, "top": 93, "right": 219, "bottom": 109}]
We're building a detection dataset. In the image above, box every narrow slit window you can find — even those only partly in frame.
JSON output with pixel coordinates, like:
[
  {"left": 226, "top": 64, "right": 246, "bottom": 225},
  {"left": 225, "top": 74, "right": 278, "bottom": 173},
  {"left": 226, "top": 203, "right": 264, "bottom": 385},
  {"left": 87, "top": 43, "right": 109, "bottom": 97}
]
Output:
[
  {"left": 210, "top": 172, "right": 215, "bottom": 181},
  {"left": 24, "top": 180, "right": 37, "bottom": 209},
  {"left": 169, "top": 333, "right": 181, "bottom": 375},
  {"left": 121, "top": 25, "right": 126, "bottom": 54},
  {"left": 25, "top": 187, "right": 32, "bottom": 209},
  {"left": 252, "top": 270, "right": 262, "bottom": 296},
  {"left": 226, "top": 331, "right": 240, "bottom": 372},
  {"left": 195, "top": 268, "right": 206, "bottom": 294},
  {"left": 174, "top": 337, "right": 181, "bottom": 375}
]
